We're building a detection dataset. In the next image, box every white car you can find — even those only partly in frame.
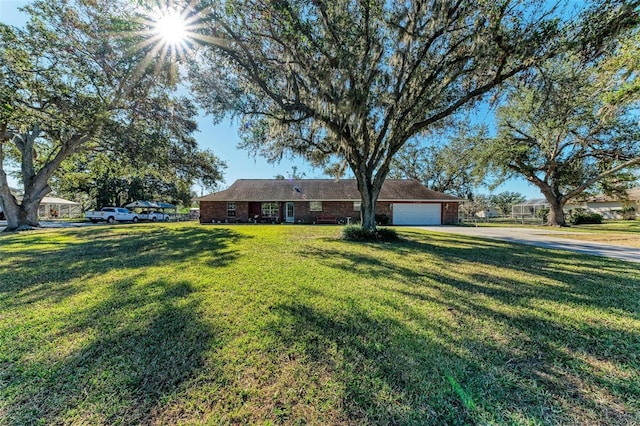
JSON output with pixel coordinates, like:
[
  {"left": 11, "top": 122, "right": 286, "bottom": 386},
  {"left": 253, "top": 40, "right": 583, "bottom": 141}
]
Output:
[
  {"left": 138, "top": 210, "right": 170, "bottom": 222},
  {"left": 85, "top": 207, "right": 139, "bottom": 224}
]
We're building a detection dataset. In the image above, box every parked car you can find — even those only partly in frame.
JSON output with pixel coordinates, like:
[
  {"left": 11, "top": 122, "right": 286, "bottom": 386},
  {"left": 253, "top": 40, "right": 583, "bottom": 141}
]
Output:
[
  {"left": 138, "top": 210, "right": 170, "bottom": 222},
  {"left": 85, "top": 207, "right": 138, "bottom": 224}
]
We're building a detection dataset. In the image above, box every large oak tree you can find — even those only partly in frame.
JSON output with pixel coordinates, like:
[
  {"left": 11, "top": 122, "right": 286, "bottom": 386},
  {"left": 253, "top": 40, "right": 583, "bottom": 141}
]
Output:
[
  {"left": 0, "top": 0, "right": 224, "bottom": 231},
  {"left": 189, "top": 0, "right": 637, "bottom": 230},
  {"left": 476, "top": 52, "right": 640, "bottom": 226}
]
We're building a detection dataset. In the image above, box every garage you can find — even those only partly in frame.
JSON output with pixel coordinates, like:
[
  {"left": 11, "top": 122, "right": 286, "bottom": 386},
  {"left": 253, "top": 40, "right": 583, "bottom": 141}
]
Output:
[{"left": 392, "top": 203, "right": 441, "bottom": 225}]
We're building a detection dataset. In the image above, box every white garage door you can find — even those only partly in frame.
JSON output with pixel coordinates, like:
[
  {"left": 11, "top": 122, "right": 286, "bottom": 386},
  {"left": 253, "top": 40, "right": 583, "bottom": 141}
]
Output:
[{"left": 392, "top": 203, "right": 441, "bottom": 225}]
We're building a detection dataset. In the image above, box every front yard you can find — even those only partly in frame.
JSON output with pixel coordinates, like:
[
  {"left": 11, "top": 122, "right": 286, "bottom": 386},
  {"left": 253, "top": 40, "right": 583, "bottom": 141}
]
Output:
[{"left": 1, "top": 224, "right": 638, "bottom": 424}]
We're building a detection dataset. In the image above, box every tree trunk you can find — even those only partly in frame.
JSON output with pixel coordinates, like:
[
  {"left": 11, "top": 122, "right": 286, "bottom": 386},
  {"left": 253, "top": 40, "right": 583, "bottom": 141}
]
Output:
[
  {"left": 540, "top": 189, "right": 566, "bottom": 226},
  {"left": 355, "top": 173, "right": 381, "bottom": 231},
  {"left": 1, "top": 192, "right": 45, "bottom": 231},
  {"left": 1, "top": 171, "right": 51, "bottom": 232},
  {"left": 1, "top": 125, "right": 71, "bottom": 231},
  {"left": 1, "top": 197, "right": 20, "bottom": 231},
  {"left": 546, "top": 199, "right": 566, "bottom": 226}
]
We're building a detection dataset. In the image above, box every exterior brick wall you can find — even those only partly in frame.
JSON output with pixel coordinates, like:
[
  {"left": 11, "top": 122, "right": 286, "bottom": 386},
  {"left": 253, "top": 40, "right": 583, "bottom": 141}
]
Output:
[
  {"left": 442, "top": 202, "right": 459, "bottom": 224},
  {"left": 200, "top": 200, "right": 391, "bottom": 224},
  {"left": 200, "top": 200, "right": 459, "bottom": 225},
  {"left": 291, "top": 200, "right": 368, "bottom": 224},
  {"left": 200, "top": 201, "right": 250, "bottom": 223}
]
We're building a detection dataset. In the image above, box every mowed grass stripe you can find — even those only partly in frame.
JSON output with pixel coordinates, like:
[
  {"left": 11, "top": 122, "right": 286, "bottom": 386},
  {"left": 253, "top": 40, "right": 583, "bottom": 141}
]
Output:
[{"left": 0, "top": 223, "right": 638, "bottom": 425}]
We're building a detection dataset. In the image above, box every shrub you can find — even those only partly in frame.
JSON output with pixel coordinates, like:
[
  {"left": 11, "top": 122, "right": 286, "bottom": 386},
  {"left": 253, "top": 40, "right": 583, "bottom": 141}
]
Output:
[
  {"left": 569, "top": 211, "right": 603, "bottom": 225},
  {"left": 622, "top": 206, "right": 636, "bottom": 220},
  {"left": 375, "top": 227, "right": 399, "bottom": 241},
  {"left": 536, "top": 207, "right": 549, "bottom": 222},
  {"left": 341, "top": 225, "right": 399, "bottom": 242},
  {"left": 375, "top": 214, "right": 390, "bottom": 225}
]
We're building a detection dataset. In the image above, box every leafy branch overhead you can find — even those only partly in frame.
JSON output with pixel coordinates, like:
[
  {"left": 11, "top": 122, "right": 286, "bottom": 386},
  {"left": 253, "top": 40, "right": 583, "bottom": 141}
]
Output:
[
  {"left": 0, "top": 0, "right": 225, "bottom": 230},
  {"left": 190, "top": 0, "right": 638, "bottom": 230},
  {"left": 476, "top": 49, "right": 640, "bottom": 226}
]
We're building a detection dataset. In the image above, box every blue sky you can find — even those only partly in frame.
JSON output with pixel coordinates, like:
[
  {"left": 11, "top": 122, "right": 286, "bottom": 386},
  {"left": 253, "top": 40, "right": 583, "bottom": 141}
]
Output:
[{"left": 0, "top": 0, "right": 542, "bottom": 199}]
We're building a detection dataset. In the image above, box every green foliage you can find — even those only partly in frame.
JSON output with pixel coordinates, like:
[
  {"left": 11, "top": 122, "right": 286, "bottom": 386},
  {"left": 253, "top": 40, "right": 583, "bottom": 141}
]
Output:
[
  {"left": 374, "top": 214, "right": 390, "bottom": 225},
  {"left": 536, "top": 207, "right": 550, "bottom": 222},
  {"left": 389, "top": 126, "right": 481, "bottom": 198},
  {"left": 341, "top": 225, "right": 398, "bottom": 241},
  {"left": 189, "top": 1, "right": 633, "bottom": 230},
  {"left": 601, "top": 29, "right": 640, "bottom": 108},
  {"left": 490, "top": 192, "right": 527, "bottom": 216},
  {"left": 475, "top": 51, "right": 640, "bottom": 226},
  {"left": 274, "top": 165, "right": 306, "bottom": 180},
  {"left": 459, "top": 193, "right": 492, "bottom": 219},
  {"left": 622, "top": 205, "right": 637, "bottom": 220},
  {"left": 52, "top": 139, "right": 225, "bottom": 210},
  {"left": 0, "top": 0, "right": 224, "bottom": 229},
  {"left": 568, "top": 209, "right": 604, "bottom": 225}
]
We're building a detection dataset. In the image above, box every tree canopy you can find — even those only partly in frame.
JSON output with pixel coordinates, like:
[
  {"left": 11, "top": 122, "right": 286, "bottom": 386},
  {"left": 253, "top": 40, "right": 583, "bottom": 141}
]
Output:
[
  {"left": 389, "top": 126, "right": 480, "bottom": 199},
  {"left": 476, "top": 51, "right": 640, "bottom": 226},
  {"left": 189, "top": 0, "right": 637, "bottom": 230},
  {"left": 0, "top": 0, "right": 224, "bottom": 230},
  {"left": 600, "top": 29, "right": 640, "bottom": 109}
]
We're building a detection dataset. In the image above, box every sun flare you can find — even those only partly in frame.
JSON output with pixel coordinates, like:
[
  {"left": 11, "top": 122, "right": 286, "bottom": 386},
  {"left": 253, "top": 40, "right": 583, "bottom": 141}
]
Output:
[
  {"left": 125, "top": 1, "right": 223, "bottom": 76},
  {"left": 155, "top": 11, "right": 188, "bottom": 47}
]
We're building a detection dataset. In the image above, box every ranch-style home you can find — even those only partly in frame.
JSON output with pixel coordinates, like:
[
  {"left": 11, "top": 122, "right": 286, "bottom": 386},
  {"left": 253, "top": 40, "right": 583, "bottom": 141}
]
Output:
[
  {"left": 198, "top": 179, "right": 462, "bottom": 226},
  {"left": 565, "top": 187, "right": 640, "bottom": 219}
]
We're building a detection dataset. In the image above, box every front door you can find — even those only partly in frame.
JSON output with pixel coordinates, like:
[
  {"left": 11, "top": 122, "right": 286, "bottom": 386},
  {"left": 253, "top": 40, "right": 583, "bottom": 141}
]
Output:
[{"left": 285, "top": 202, "right": 295, "bottom": 223}]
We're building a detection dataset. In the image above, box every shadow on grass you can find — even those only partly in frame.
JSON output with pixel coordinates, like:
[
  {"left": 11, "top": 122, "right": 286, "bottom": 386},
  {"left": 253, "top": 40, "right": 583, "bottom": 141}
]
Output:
[
  {"left": 0, "top": 225, "right": 246, "bottom": 298},
  {"left": 306, "top": 230, "right": 639, "bottom": 315},
  {"left": 288, "top": 230, "right": 640, "bottom": 424},
  {"left": 264, "top": 301, "right": 477, "bottom": 424},
  {"left": 0, "top": 225, "right": 242, "bottom": 423},
  {"left": 1, "top": 226, "right": 638, "bottom": 424},
  {"left": 2, "top": 278, "right": 225, "bottom": 425}
]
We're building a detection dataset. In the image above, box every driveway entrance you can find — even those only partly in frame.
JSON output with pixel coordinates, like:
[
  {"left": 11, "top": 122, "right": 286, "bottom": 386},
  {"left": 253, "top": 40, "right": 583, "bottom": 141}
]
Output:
[{"left": 413, "top": 226, "right": 640, "bottom": 264}]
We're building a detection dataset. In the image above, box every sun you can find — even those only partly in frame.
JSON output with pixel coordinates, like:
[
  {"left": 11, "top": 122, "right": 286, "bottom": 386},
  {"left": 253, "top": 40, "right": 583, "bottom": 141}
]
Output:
[
  {"left": 154, "top": 11, "right": 188, "bottom": 47},
  {"left": 126, "top": 0, "right": 224, "bottom": 75}
]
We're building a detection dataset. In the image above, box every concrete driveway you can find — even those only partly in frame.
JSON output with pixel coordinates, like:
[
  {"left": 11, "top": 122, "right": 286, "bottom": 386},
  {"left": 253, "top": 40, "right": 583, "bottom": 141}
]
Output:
[
  {"left": 413, "top": 226, "right": 640, "bottom": 264},
  {"left": 0, "top": 220, "right": 98, "bottom": 232}
]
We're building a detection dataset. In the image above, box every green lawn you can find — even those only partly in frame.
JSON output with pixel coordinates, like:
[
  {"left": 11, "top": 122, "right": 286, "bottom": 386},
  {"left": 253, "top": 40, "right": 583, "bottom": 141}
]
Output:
[
  {"left": 462, "top": 218, "right": 640, "bottom": 232},
  {"left": 568, "top": 219, "right": 640, "bottom": 233},
  {"left": 1, "top": 224, "right": 639, "bottom": 425}
]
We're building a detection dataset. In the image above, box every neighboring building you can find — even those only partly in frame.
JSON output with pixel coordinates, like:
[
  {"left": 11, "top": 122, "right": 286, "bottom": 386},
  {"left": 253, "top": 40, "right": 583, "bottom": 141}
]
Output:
[
  {"left": 38, "top": 196, "right": 82, "bottom": 219},
  {"left": 0, "top": 189, "right": 82, "bottom": 219},
  {"left": 512, "top": 199, "right": 550, "bottom": 219},
  {"left": 566, "top": 188, "right": 640, "bottom": 219},
  {"left": 198, "top": 179, "right": 462, "bottom": 226}
]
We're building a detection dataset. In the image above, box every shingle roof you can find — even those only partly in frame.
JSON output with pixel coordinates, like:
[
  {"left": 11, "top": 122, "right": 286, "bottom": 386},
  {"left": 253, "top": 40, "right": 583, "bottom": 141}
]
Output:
[
  {"left": 513, "top": 199, "right": 549, "bottom": 207},
  {"left": 198, "top": 179, "right": 462, "bottom": 202},
  {"left": 571, "top": 187, "right": 640, "bottom": 203}
]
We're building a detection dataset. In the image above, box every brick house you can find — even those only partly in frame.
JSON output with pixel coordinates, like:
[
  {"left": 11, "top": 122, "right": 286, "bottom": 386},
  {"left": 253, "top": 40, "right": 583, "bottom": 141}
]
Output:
[{"left": 198, "top": 179, "right": 461, "bottom": 225}]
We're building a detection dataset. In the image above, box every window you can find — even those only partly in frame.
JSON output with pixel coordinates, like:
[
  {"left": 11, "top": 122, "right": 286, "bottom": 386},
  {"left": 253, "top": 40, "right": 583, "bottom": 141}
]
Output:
[
  {"left": 353, "top": 201, "right": 361, "bottom": 212},
  {"left": 262, "top": 202, "right": 279, "bottom": 217},
  {"left": 309, "top": 201, "right": 322, "bottom": 211},
  {"left": 227, "top": 202, "right": 236, "bottom": 217}
]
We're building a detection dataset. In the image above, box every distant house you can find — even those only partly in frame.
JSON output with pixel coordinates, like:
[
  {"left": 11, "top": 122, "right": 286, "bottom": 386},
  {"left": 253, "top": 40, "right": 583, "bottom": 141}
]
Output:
[
  {"left": 0, "top": 189, "right": 82, "bottom": 219},
  {"left": 511, "top": 199, "right": 550, "bottom": 219},
  {"left": 198, "top": 179, "right": 462, "bottom": 226},
  {"left": 566, "top": 188, "right": 640, "bottom": 219},
  {"left": 37, "top": 196, "right": 82, "bottom": 219}
]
